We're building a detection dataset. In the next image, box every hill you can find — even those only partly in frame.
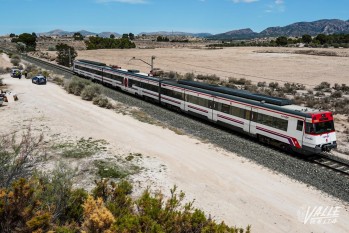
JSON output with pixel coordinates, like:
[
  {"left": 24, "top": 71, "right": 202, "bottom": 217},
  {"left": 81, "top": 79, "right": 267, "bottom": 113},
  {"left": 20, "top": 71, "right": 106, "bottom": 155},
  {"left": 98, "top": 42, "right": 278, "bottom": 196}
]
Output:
[
  {"left": 209, "top": 19, "right": 349, "bottom": 40},
  {"left": 38, "top": 29, "right": 119, "bottom": 38},
  {"left": 138, "top": 31, "right": 212, "bottom": 38}
]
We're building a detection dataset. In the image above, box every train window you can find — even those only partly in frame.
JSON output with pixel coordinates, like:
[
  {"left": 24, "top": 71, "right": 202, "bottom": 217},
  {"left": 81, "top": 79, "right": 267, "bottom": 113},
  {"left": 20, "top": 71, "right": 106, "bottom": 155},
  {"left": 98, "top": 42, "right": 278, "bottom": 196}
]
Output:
[
  {"left": 129, "top": 79, "right": 141, "bottom": 88},
  {"left": 112, "top": 74, "right": 124, "bottom": 83},
  {"left": 166, "top": 89, "right": 184, "bottom": 100},
  {"left": 214, "top": 102, "right": 221, "bottom": 111},
  {"left": 186, "top": 94, "right": 208, "bottom": 107},
  {"left": 244, "top": 110, "right": 251, "bottom": 120},
  {"left": 221, "top": 104, "right": 230, "bottom": 114},
  {"left": 231, "top": 106, "right": 245, "bottom": 119},
  {"left": 297, "top": 120, "right": 303, "bottom": 131},
  {"left": 256, "top": 112, "right": 288, "bottom": 131},
  {"left": 144, "top": 83, "right": 159, "bottom": 93}
]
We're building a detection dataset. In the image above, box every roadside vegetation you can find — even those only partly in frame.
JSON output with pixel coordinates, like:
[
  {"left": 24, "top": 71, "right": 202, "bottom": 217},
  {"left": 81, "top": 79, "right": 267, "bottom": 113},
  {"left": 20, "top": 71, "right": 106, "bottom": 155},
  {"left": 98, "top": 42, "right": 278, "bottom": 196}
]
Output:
[
  {"left": 85, "top": 36, "right": 136, "bottom": 50},
  {"left": 64, "top": 77, "right": 113, "bottom": 109},
  {"left": 0, "top": 128, "right": 250, "bottom": 233},
  {"left": 208, "top": 33, "right": 349, "bottom": 49}
]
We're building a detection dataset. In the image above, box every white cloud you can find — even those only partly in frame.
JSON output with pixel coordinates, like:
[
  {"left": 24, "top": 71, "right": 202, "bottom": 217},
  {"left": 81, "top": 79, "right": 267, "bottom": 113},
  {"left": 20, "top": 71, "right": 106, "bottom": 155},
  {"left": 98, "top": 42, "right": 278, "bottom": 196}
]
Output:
[
  {"left": 233, "top": 0, "right": 259, "bottom": 3},
  {"left": 96, "top": 0, "right": 147, "bottom": 4},
  {"left": 265, "top": 0, "right": 285, "bottom": 13}
]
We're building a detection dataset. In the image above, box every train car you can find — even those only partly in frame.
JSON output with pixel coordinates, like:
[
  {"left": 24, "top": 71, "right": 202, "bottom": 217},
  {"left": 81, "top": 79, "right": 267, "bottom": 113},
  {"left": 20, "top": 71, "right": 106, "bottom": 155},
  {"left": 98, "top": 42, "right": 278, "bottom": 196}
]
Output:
[
  {"left": 73, "top": 59, "right": 337, "bottom": 155},
  {"left": 160, "top": 80, "right": 337, "bottom": 155},
  {"left": 74, "top": 60, "right": 161, "bottom": 102}
]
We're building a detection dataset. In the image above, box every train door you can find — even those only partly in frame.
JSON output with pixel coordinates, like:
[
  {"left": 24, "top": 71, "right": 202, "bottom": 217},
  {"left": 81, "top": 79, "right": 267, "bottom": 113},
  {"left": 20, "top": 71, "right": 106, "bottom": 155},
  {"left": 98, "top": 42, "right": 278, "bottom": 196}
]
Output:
[
  {"left": 208, "top": 100, "right": 214, "bottom": 121},
  {"left": 211, "top": 99, "right": 218, "bottom": 122},
  {"left": 293, "top": 119, "right": 304, "bottom": 147},
  {"left": 124, "top": 78, "right": 128, "bottom": 88},
  {"left": 243, "top": 107, "right": 252, "bottom": 133},
  {"left": 249, "top": 109, "right": 258, "bottom": 135}
]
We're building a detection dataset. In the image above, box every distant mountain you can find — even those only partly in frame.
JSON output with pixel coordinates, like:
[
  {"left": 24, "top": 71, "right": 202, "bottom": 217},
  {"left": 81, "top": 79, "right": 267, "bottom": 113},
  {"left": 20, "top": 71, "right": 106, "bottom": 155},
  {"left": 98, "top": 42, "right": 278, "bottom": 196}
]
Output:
[
  {"left": 208, "top": 28, "right": 258, "bottom": 40},
  {"left": 38, "top": 29, "right": 73, "bottom": 36},
  {"left": 77, "top": 30, "right": 97, "bottom": 36},
  {"left": 138, "top": 31, "right": 212, "bottom": 38},
  {"left": 38, "top": 29, "right": 119, "bottom": 37},
  {"left": 260, "top": 19, "right": 349, "bottom": 37},
  {"left": 97, "top": 32, "right": 121, "bottom": 38},
  {"left": 209, "top": 19, "right": 349, "bottom": 40},
  {"left": 35, "top": 19, "right": 349, "bottom": 40}
]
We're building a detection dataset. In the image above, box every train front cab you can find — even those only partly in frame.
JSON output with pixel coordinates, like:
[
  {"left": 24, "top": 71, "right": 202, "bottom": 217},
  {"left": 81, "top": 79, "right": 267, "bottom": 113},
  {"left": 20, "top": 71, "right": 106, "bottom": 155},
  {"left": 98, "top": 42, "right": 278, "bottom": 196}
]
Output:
[{"left": 302, "top": 112, "right": 337, "bottom": 154}]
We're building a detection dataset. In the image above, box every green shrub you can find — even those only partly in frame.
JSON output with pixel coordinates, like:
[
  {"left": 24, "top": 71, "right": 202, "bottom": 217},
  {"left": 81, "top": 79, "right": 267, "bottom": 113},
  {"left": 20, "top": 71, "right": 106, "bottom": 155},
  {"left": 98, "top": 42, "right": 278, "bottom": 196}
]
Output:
[
  {"left": 183, "top": 72, "right": 195, "bottom": 81},
  {"left": 48, "top": 46, "right": 56, "bottom": 51},
  {"left": 64, "top": 77, "right": 91, "bottom": 96},
  {"left": 331, "top": 90, "right": 343, "bottom": 98},
  {"left": 92, "top": 95, "right": 113, "bottom": 108},
  {"left": 81, "top": 84, "right": 101, "bottom": 100},
  {"left": 95, "top": 161, "right": 129, "bottom": 179},
  {"left": 10, "top": 57, "right": 20, "bottom": 66},
  {"left": 52, "top": 76, "right": 64, "bottom": 86},
  {"left": 314, "top": 82, "right": 331, "bottom": 91}
]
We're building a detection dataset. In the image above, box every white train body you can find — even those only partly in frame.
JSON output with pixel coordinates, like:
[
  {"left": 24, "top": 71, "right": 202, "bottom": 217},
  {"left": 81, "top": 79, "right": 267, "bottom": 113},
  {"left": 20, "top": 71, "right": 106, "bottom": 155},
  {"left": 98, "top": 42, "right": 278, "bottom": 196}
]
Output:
[{"left": 73, "top": 60, "right": 337, "bottom": 155}]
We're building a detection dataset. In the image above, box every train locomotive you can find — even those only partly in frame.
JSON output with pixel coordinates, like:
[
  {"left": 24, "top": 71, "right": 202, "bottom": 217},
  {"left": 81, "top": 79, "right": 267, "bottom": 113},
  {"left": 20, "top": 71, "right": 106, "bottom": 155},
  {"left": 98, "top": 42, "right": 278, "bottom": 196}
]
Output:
[{"left": 73, "top": 59, "right": 337, "bottom": 155}]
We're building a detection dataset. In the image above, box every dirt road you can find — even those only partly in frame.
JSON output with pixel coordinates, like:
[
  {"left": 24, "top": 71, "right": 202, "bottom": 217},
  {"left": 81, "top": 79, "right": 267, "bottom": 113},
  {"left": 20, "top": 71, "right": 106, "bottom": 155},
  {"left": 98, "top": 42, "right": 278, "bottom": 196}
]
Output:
[{"left": 1, "top": 73, "right": 348, "bottom": 232}]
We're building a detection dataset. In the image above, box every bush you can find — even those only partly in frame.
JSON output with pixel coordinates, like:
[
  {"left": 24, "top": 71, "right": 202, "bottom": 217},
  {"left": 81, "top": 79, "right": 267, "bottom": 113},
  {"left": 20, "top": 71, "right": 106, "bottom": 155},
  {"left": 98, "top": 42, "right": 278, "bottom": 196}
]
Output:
[
  {"left": 183, "top": 72, "right": 195, "bottom": 81},
  {"left": 81, "top": 84, "right": 101, "bottom": 101},
  {"left": 64, "top": 77, "right": 91, "bottom": 96},
  {"left": 10, "top": 57, "right": 20, "bottom": 66},
  {"left": 331, "top": 90, "right": 343, "bottom": 98},
  {"left": 257, "top": 81, "right": 266, "bottom": 87},
  {"left": 48, "top": 46, "right": 56, "bottom": 51},
  {"left": 314, "top": 82, "right": 331, "bottom": 91},
  {"left": 269, "top": 82, "right": 279, "bottom": 89},
  {"left": 92, "top": 95, "right": 113, "bottom": 108},
  {"left": 52, "top": 76, "right": 64, "bottom": 86}
]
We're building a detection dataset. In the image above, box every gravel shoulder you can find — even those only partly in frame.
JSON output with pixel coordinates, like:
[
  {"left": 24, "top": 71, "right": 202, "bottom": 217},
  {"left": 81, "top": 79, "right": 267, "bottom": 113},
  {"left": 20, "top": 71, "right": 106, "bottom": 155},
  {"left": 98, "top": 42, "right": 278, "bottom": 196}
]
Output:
[{"left": 1, "top": 71, "right": 349, "bottom": 233}]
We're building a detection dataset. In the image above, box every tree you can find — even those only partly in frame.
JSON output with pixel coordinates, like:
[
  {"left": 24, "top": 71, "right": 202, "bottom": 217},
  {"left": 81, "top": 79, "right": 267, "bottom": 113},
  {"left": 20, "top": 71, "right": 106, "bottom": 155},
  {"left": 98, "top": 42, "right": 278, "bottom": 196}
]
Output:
[
  {"left": 16, "top": 42, "right": 27, "bottom": 53},
  {"left": 128, "top": 33, "right": 134, "bottom": 40},
  {"left": 302, "top": 34, "right": 312, "bottom": 44},
  {"left": 73, "top": 32, "right": 84, "bottom": 41},
  {"left": 9, "top": 33, "right": 16, "bottom": 37},
  {"left": 32, "top": 32, "right": 37, "bottom": 38},
  {"left": 315, "top": 34, "right": 327, "bottom": 45},
  {"left": 276, "top": 36, "right": 288, "bottom": 46},
  {"left": 56, "top": 43, "right": 77, "bottom": 67},
  {"left": 122, "top": 33, "right": 129, "bottom": 39},
  {"left": 110, "top": 34, "right": 115, "bottom": 39},
  {"left": 17, "top": 33, "right": 37, "bottom": 51}
]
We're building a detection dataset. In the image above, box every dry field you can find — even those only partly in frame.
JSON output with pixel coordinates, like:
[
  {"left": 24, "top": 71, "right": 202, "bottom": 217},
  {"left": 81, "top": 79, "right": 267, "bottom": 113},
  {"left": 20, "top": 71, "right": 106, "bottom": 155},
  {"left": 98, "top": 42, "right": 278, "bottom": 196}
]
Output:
[{"left": 75, "top": 47, "right": 349, "bottom": 87}]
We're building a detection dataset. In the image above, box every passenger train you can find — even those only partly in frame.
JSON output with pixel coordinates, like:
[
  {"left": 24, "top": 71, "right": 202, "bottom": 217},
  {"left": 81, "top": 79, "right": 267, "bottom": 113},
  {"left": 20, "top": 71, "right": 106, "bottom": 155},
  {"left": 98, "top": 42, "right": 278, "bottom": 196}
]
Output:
[{"left": 73, "top": 59, "right": 337, "bottom": 155}]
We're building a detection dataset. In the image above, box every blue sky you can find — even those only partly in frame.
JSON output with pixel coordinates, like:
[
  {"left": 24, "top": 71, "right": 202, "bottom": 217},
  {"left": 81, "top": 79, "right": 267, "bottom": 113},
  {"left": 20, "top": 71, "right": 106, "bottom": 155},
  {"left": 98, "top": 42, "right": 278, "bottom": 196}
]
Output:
[{"left": 0, "top": 0, "right": 348, "bottom": 35}]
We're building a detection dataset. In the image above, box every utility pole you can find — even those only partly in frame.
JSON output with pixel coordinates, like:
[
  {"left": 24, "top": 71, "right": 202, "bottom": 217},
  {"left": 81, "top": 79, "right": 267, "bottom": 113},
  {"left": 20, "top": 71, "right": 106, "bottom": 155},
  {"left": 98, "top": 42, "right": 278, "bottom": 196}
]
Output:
[
  {"left": 150, "top": 55, "right": 155, "bottom": 74},
  {"left": 68, "top": 48, "right": 71, "bottom": 67},
  {"left": 130, "top": 56, "right": 156, "bottom": 74}
]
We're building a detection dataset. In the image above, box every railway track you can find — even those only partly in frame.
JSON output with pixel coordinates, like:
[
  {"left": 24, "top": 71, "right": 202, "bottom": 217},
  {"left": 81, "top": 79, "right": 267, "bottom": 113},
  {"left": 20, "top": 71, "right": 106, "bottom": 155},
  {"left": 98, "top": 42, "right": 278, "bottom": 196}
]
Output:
[
  {"left": 0, "top": 46, "right": 74, "bottom": 75},
  {"left": 308, "top": 155, "right": 349, "bottom": 177}
]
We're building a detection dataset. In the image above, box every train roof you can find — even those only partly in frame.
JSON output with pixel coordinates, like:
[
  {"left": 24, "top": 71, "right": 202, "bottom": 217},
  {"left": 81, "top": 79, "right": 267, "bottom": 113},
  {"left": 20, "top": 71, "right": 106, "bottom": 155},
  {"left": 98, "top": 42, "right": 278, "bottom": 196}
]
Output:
[
  {"left": 76, "top": 59, "right": 106, "bottom": 67},
  {"left": 178, "top": 80, "right": 293, "bottom": 106},
  {"left": 163, "top": 80, "right": 313, "bottom": 118},
  {"left": 76, "top": 59, "right": 160, "bottom": 82}
]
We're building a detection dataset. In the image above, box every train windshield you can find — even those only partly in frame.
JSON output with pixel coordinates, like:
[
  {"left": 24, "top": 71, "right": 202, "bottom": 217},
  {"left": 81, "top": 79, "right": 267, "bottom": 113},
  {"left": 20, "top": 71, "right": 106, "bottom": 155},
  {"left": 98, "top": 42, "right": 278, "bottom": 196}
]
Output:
[{"left": 305, "top": 121, "right": 335, "bottom": 134}]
